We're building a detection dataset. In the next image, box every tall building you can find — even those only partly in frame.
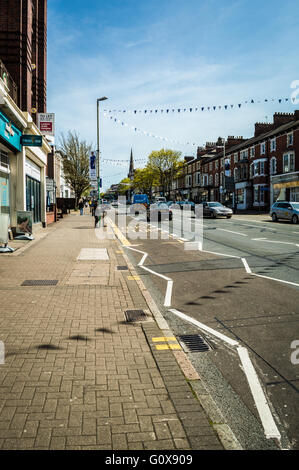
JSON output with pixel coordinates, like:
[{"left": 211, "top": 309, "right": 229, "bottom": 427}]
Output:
[{"left": 0, "top": 0, "right": 47, "bottom": 119}]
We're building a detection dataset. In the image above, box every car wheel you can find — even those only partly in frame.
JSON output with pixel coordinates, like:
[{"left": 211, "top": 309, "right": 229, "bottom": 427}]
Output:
[
  {"left": 292, "top": 214, "right": 298, "bottom": 224},
  {"left": 226, "top": 215, "right": 232, "bottom": 219},
  {"left": 272, "top": 213, "right": 278, "bottom": 222},
  {"left": 212, "top": 212, "right": 216, "bottom": 218}
]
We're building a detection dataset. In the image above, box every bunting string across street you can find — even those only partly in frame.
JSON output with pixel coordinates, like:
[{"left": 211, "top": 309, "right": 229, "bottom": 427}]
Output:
[
  {"left": 102, "top": 112, "right": 197, "bottom": 148},
  {"left": 102, "top": 96, "right": 291, "bottom": 115}
]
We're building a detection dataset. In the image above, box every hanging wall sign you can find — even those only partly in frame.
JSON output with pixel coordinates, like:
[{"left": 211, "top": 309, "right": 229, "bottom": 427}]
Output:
[{"left": 37, "top": 113, "right": 55, "bottom": 136}]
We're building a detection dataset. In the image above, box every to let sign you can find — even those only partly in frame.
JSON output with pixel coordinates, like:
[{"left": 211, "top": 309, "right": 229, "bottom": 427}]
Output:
[{"left": 37, "top": 113, "right": 55, "bottom": 136}]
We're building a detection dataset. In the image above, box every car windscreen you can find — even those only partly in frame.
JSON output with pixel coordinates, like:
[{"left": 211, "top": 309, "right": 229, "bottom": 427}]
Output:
[
  {"left": 157, "top": 203, "right": 168, "bottom": 209},
  {"left": 208, "top": 203, "right": 223, "bottom": 207},
  {"left": 291, "top": 202, "right": 299, "bottom": 209}
]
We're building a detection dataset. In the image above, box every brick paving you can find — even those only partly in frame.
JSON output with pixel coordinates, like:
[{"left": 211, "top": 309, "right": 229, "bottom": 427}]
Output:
[{"left": 0, "top": 211, "right": 223, "bottom": 450}]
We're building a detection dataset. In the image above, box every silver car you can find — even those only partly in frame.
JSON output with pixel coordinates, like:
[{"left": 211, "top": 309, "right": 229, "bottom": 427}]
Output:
[
  {"left": 270, "top": 201, "right": 299, "bottom": 224},
  {"left": 196, "top": 202, "right": 233, "bottom": 219}
]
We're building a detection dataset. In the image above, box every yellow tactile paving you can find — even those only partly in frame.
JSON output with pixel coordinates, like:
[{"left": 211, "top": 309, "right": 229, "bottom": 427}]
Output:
[{"left": 152, "top": 337, "right": 177, "bottom": 342}]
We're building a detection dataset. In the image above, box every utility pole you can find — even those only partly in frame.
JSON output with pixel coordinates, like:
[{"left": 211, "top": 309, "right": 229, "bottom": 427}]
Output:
[{"left": 96, "top": 97, "right": 108, "bottom": 200}]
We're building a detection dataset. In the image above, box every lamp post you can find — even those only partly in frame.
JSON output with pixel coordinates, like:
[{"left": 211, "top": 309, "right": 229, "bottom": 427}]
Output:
[{"left": 97, "top": 97, "right": 108, "bottom": 200}]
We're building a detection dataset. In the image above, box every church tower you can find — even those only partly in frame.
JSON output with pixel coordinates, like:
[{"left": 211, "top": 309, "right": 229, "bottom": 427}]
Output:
[{"left": 128, "top": 148, "right": 135, "bottom": 181}]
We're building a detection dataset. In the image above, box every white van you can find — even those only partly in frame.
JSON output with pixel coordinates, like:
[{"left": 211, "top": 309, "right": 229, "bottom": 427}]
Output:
[{"left": 155, "top": 197, "right": 167, "bottom": 203}]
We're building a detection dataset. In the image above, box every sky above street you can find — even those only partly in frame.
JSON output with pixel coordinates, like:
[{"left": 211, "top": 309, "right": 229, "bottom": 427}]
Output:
[{"left": 47, "top": 0, "right": 299, "bottom": 190}]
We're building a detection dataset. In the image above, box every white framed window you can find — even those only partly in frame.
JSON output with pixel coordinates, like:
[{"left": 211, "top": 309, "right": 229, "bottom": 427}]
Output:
[
  {"left": 254, "top": 162, "right": 259, "bottom": 176},
  {"left": 234, "top": 153, "right": 238, "bottom": 163},
  {"left": 270, "top": 157, "right": 277, "bottom": 175},
  {"left": 250, "top": 147, "right": 255, "bottom": 158},
  {"left": 260, "top": 142, "right": 266, "bottom": 155},
  {"left": 260, "top": 161, "right": 265, "bottom": 175},
  {"left": 215, "top": 160, "right": 219, "bottom": 169},
  {"left": 195, "top": 172, "right": 201, "bottom": 185},
  {"left": 240, "top": 149, "right": 248, "bottom": 160},
  {"left": 0, "top": 149, "right": 10, "bottom": 173},
  {"left": 250, "top": 163, "right": 254, "bottom": 178},
  {"left": 287, "top": 132, "right": 293, "bottom": 147},
  {"left": 270, "top": 138, "right": 276, "bottom": 152},
  {"left": 185, "top": 175, "right": 192, "bottom": 187},
  {"left": 209, "top": 174, "right": 213, "bottom": 186},
  {"left": 215, "top": 173, "right": 219, "bottom": 186},
  {"left": 283, "top": 152, "right": 295, "bottom": 173},
  {"left": 203, "top": 174, "right": 208, "bottom": 186},
  {"left": 209, "top": 162, "right": 213, "bottom": 171},
  {"left": 234, "top": 168, "right": 238, "bottom": 180}
]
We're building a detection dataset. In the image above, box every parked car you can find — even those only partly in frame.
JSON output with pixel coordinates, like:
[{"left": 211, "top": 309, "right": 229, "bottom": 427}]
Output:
[
  {"left": 155, "top": 196, "right": 167, "bottom": 203},
  {"left": 196, "top": 202, "right": 233, "bottom": 218},
  {"left": 178, "top": 201, "right": 195, "bottom": 212},
  {"left": 146, "top": 203, "right": 173, "bottom": 222},
  {"left": 270, "top": 201, "right": 299, "bottom": 224}
]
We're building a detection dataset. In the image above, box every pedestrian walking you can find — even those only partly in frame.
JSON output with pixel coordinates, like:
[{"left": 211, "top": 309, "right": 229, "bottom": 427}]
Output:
[{"left": 78, "top": 198, "right": 84, "bottom": 216}]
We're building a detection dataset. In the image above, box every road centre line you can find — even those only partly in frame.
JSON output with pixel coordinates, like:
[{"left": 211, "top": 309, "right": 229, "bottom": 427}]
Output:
[
  {"left": 252, "top": 238, "right": 299, "bottom": 246},
  {"left": 237, "top": 347, "right": 281, "bottom": 440},
  {"left": 217, "top": 228, "right": 247, "bottom": 236}
]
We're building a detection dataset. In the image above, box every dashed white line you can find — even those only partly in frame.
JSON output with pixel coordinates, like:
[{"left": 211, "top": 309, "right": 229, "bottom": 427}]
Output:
[{"left": 218, "top": 228, "right": 247, "bottom": 237}]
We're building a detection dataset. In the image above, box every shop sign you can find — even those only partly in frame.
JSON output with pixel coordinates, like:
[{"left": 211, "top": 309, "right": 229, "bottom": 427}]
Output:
[
  {"left": 37, "top": 113, "right": 55, "bottom": 136},
  {"left": 0, "top": 110, "right": 22, "bottom": 151},
  {"left": 21, "top": 135, "right": 42, "bottom": 147},
  {"left": 46, "top": 178, "right": 55, "bottom": 192}
]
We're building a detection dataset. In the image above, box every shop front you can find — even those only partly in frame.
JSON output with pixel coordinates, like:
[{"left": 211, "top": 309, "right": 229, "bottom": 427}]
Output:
[
  {"left": 235, "top": 182, "right": 252, "bottom": 210},
  {"left": 271, "top": 172, "right": 299, "bottom": 204},
  {"left": 0, "top": 110, "right": 22, "bottom": 224}
]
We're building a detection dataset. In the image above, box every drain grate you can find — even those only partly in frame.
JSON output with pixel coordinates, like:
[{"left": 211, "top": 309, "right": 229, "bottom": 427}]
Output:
[
  {"left": 178, "top": 334, "right": 212, "bottom": 353},
  {"left": 125, "top": 309, "right": 147, "bottom": 322},
  {"left": 117, "top": 266, "right": 128, "bottom": 271},
  {"left": 21, "top": 280, "right": 58, "bottom": 286}
]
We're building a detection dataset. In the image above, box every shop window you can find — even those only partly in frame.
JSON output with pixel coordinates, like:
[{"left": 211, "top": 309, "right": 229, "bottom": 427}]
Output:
[{"left": 236, "top": 188, "right": 244, "bottom": 204}]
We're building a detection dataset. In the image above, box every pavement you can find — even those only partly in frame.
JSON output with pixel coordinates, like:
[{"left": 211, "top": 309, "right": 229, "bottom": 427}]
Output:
[{"left": 0, "top": 210, "right": 227, "bottom": 451}]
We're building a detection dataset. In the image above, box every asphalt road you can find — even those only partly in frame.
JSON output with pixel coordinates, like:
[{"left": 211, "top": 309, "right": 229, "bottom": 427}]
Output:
[{"left": 111, "top": 208, "right": 299, "bottom": 450}]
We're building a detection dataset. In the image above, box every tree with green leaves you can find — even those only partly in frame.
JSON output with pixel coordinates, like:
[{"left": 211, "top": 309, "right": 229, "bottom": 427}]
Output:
[
  {"left": 59, "top": 131, "right": 92, "bottom": 206},
  {"left": 147, "top": 148, "right": 182, "bottom": 196},
  {"left": 132, "top": 167, "right": 159, "bottom": 198},
  {"left": 118, "top": 177, "right": 132, "bottom": 196}
]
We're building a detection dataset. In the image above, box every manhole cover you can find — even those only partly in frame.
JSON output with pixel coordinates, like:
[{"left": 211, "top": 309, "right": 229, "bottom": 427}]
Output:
[
  {"left": 21, "top": 280, "right": 58, "bottom": 286},
  {"left": 125, "top": 310, "right": 147, "bottom": 322},
  {"left": 178, "top": 334, "right": 212, "bottom": 352},
  {"left": 117, "top": 266, "right": 128, "bottom": 270}
]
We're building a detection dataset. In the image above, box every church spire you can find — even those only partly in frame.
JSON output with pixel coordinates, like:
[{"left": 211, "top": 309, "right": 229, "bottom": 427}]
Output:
[{"left": 128, "top": 148, "right": 135, "bottom": 180}]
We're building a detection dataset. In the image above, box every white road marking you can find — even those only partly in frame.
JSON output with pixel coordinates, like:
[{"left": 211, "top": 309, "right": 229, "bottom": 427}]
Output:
[
  {"left": 252, "top": 273, "right": 299, "bottom": 287},
  {"left": 169, "top": 308, "right": 239, "bottom": 347},
  {"left": 126, "top": 245, "right": 173, "bottom": 307},
  {"left": 237, "top": 347, "right": 281, "bottom": 440},
  {"left": 241, "top": 258, "right": 252, "bottom": 274},
  {"left": 252, "top": 238, "right": 297, "bottom": 246},
  {"left": 202, "top": 249, "right": 241, "bottom": 259},
  {"left": 218, "top": 228, "right": 247, "bottom": 237}
]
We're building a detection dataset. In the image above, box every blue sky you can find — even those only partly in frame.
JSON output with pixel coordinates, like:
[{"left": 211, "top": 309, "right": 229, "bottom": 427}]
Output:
[{"left": 47, "top": 0, "right": 299, "bottom": 190}]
